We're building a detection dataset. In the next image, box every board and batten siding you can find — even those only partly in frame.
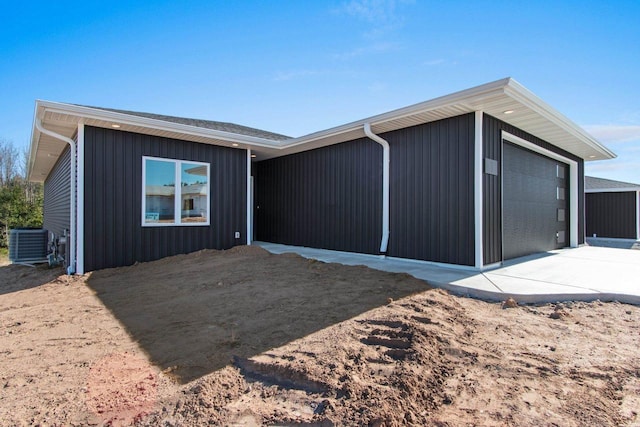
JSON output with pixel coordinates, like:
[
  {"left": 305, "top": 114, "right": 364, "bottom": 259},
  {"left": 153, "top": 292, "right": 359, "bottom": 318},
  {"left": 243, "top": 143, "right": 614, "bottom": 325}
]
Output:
[
  {"left": 255, "top": 113, "right": 475, "bottom": 266},
  {"left": 43, "top": 144, "right": 71, "bottom": 241},
  {"left": 254, "top": 138, "right": 383, "bottom": 255},
  {"left": 83, "top": 126, "right": 247, "bottom": 271},
  {"left": 586, "top": 192, "right": 638, "bottom": 239},
  {"left": 385, "top": 113, "right": 475, "bottom": 266},
  {"left": 482, "top": 114, "right": 585, "bottom": 265}
]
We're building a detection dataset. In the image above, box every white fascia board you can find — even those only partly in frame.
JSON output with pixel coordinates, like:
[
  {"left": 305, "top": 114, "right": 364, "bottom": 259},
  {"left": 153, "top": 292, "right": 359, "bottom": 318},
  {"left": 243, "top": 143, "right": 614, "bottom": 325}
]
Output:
[
  {"left": 34, "top": 79, "right": 512, "bottom": 162},
  {"left": 585, "top": 188, "right": 640, "bottom": 193},
  {"left": 504, "top": 80, "right": 616, "bottom": 160},
  {"left": 274, "top": 77, "right": 613, "bottom": 163},
  {"left": 37, "top": 101, "right": 283, "bottom": 148},
  {"left": 365, "top": 77, "right": 509, "bottom": 127},
  {"left": 282, "top": 78, "right": 512, "bottom": 148},
  {"left": 27, "top": 102, "right": 46, "bottom": 181},
  {"left": 31, "top": 77, "right": 615, "bottom": 174}
]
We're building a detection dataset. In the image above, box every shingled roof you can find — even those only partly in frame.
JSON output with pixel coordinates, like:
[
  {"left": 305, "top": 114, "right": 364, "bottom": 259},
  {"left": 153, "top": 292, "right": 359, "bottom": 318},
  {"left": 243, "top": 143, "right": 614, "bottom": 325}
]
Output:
[
  {"left": 79, "top": 105, "right": 291, "bottom": 141},
  {"left": 585, "top": 176, "right": 640, "bottom": 191}
]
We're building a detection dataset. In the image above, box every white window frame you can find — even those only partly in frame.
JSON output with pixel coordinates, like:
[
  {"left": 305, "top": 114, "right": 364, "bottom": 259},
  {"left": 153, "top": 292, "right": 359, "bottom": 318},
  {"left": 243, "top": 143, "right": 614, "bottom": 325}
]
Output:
[{"left": 141, "top": 156, "right": 211, "bottom": 227}]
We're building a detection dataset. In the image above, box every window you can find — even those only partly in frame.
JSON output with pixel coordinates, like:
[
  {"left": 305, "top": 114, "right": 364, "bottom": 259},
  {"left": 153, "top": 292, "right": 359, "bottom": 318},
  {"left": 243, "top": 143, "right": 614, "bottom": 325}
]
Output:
[{"left": 142, "top": 156, "right": 210, "bottom": 226}]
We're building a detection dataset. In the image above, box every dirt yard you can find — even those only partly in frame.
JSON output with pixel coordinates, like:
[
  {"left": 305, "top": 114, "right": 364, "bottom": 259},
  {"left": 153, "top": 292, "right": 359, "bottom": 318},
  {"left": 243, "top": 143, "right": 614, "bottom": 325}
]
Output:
[{"left": 1, "top": 246, "right": 639, "bottom": 426}]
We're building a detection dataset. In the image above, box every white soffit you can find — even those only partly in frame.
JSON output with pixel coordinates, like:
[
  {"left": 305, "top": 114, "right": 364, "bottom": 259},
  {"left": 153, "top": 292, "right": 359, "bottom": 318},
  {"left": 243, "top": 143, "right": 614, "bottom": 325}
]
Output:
[
  {"left": 279, "top": 78, "right": 615, "bottom": 161},
  {"left": 28, "top": 78, "right": 615, "bottom": 181},
  {"left": 28, "top": 101, "right": 283, "bottom": 181}
]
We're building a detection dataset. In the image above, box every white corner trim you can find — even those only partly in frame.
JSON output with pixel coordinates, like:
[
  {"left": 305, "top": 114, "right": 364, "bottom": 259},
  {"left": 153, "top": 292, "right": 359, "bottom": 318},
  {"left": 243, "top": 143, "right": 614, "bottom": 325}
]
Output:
[
  {"left": 474, "top": 111, "right": 484, "bottom": 269},
  {"left": 637, "top": 191, "right": 640, "bottom": 240},
  {"left": 501, "top": 130, "right": 579, "bottom": 248},
  {"left": 76, "top": 123, "right": 85, "bottom": 274},
  {"left": 569, "top": 163, "right": 579, "bottom": 248},
  {"left": 247, "top": 149, "right": 252, "bottom": 245}
]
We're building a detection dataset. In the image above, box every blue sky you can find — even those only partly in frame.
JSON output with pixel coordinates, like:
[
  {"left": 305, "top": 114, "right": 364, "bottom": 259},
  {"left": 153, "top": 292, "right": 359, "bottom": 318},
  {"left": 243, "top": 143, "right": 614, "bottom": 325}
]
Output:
[{"left": 1, "top": 0, "right": 639, "bottom": 183}]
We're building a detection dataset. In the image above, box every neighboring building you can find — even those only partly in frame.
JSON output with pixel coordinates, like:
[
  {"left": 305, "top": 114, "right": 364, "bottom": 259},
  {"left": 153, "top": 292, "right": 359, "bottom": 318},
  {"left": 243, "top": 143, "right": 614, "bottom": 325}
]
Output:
[
  {"left": 28, "top": 78, "right": 615, "bottom": 273},
  {"left": 585, "top": 176, "right": 640, "bottom": 240}
]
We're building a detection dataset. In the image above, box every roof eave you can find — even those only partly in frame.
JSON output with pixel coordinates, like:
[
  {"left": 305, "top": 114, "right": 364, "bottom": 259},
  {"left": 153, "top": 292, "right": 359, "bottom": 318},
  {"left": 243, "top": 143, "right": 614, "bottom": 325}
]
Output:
[
  {"left": 585, "top": 188, "right": 640, "bottom": 193},
  {"left": 38, "top": 101, "right": 285, "bottom": 147},
  {"left": 503, "top": 79, "right": 616, "bottom": 160},
  {"left": 280, "top": 77, "right": 514, "bottom": 149},
  {"left": 27, "top": 101, "right": 46, "bottom": 182},
  {"left": 29, "top": 78, "right": 616, "bottom": 180},
  {"left": 273, "top": 78, "right": 615, "bottom": 162},
  {"left": 28, "top": 100, "right": 289, "bottom": 181}
]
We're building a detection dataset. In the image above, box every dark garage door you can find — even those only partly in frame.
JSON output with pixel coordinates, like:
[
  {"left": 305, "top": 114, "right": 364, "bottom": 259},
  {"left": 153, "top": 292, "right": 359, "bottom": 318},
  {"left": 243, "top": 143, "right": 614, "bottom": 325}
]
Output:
[{"left": 503, "top": 143, "right": 568, "bottom": 260}]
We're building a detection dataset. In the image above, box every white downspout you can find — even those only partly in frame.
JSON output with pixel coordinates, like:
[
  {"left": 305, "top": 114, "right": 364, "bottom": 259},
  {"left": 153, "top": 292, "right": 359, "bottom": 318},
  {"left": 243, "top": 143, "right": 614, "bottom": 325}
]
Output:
[
  {"left": 363, "top": 123, "right": 390, "bottom": 254},
  {"left": 35, "top": 118, "right": 76, "bottom": 274}
]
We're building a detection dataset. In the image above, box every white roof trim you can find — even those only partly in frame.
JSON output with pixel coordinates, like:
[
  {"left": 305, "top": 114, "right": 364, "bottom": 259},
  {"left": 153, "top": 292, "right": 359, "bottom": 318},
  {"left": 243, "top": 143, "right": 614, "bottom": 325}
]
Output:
[
  {"left": 502, "top": 80, "right": 614, "bottom": 158},
  {"left": 38, "top": 101, "right": 282, "bottom": 146},
  {"left": 28, "top": 77, "right": 616, "bottom": 181},
  {"left": 281, "top": 78, "right": 512, "bottom": 148},
  {"left": 272, "top": 77, "right": 615, "bottom": 160},
  {"left": 586, "top": 188, "right": 640, "bottom": 193}
]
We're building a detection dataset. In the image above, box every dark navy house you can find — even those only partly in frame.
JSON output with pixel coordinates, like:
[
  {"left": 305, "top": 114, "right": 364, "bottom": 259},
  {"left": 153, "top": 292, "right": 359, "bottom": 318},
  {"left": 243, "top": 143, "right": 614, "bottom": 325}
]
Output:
[{"left": 28, "top": 78, "right": 615, "bottom": 273}]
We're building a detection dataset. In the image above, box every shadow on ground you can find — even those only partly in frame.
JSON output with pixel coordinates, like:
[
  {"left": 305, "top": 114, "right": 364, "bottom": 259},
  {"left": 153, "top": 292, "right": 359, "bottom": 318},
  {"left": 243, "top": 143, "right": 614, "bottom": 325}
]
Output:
[
  {"left": 0, "top": 262, "right": 65, "bottom": 296},
  {"left": 86, "top": 246, "right": 431, "bottom": 384}
]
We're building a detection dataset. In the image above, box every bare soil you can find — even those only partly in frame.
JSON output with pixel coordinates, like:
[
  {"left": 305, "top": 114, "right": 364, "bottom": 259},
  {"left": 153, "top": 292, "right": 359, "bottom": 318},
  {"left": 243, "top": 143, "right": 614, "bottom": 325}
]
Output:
[{"left": 0, "top": 247, "right": 639, "bottom": 426}]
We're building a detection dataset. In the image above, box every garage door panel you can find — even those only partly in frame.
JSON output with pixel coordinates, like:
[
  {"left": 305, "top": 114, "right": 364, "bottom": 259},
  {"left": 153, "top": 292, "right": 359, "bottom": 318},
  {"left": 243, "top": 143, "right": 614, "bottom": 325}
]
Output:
[{"left": 503, "top": 143, "right": 568, "bottom": 260}]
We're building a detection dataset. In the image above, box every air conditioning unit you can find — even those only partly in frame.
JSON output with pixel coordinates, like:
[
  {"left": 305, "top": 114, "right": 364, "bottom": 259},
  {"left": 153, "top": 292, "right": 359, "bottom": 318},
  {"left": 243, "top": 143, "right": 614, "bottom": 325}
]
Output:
[{"left": 8, "top": 228, "right": 49, "bottom": 264}]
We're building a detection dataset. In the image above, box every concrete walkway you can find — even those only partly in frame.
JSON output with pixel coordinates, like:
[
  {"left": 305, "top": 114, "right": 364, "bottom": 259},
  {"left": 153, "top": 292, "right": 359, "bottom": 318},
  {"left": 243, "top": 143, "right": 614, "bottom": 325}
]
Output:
[
  {"left": 255, "top": 242, "right": 640, "bottom": 305},
  {"left": 586, "top": 237, "right": 640, "bottom": 250}
]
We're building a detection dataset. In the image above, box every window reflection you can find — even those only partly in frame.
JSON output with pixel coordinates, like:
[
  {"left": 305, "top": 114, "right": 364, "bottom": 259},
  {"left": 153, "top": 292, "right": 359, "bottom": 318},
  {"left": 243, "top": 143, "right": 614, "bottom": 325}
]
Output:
[
  {"left": 181, "top": 163, "right": 208, "bottom": 223},
  {"left": 142, "top": 157, "right": 210, "bottom": 226},
  {"left": 145, "top": 159, "right": 175, "bottom": 223}
]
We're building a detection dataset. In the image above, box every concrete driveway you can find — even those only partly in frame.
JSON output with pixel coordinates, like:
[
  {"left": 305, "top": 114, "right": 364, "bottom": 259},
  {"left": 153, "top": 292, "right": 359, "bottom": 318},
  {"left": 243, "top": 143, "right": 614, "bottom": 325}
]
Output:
[
  {"left": 449, "top": 246, "right": 640, "bottom": 304},
  {"left": 257, "top": 242, "right": 640, "bottom": 305}
]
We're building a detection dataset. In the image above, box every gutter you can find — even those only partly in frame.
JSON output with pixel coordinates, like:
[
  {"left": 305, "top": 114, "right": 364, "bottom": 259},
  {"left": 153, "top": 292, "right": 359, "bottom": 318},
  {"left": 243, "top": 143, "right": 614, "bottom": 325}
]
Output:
[
  {"left": 34, "top": 118, "right": 76, "bottom": 275},
  {"left": 33, "top": 77, "right": 616, "bottom": 168},
  {"left": 41, "top": 101, "right": 282, "bottom": 148},
  {"left": 503, "top": 81, "right": 617, "bottom": 159},
  {"left": 363, "top": 123, "right": 390, "bottom": 254},
  {"left": 585, "top": 187, "right": 640, "bottom": 193}
]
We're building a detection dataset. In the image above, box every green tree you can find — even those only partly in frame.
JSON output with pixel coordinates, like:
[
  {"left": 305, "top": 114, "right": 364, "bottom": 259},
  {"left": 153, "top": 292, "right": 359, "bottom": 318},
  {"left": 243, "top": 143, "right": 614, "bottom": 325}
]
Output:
[{"left": 0, "top": 139, "right": 43, "bottom": 248}]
